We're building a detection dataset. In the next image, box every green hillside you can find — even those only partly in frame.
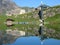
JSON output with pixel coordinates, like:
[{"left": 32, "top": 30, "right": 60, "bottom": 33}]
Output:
[
  {"left": 44, "top": 14, "right": 60, "bottom": 39},
  {"left": 0, "top": 5, "right": 60, "bottom": 39},
  {"left": 45, "top": 14, "right": 60, "bottom": 30},
  {"left": 0, "top": 11, "right": 40, "bottom": 35}
]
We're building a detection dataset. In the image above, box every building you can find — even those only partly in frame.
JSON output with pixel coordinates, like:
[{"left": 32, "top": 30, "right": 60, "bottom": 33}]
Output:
[{"left": 20, "top": 9, "right": 26, "bottom": 14}]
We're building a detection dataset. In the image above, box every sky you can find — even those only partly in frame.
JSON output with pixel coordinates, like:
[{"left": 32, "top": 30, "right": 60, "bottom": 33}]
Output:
[{"left": 13, "top": 0, "right": 60, "bottom": 8}]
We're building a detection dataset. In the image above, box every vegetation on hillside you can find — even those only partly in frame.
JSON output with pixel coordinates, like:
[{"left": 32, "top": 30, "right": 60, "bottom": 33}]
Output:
[
  {"left": 45, "top": 14, "right": 60, "bottom": 39},
  {"left": 0, "top": 5, "right": 60, "bottom": 39}
]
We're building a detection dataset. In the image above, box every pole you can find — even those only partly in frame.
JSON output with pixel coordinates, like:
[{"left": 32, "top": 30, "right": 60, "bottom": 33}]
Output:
[{"left": 38, "top": 2, "right": 44, "bottom": 41}]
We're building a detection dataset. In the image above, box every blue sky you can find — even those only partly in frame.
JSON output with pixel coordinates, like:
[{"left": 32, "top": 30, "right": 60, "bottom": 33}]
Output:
[{"left": 13, "top": 0, "right": 60, "bottom": 7}]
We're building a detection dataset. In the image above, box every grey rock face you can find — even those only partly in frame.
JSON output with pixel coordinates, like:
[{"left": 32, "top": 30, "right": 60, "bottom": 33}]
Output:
[{"left": 0, "top": 0, "right": 18, "bottom": 14}]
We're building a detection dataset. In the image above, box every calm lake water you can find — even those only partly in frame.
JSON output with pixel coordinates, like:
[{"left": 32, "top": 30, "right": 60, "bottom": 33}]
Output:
[{"left": 2, "top": 36, "right": 60, "bottom": 45}]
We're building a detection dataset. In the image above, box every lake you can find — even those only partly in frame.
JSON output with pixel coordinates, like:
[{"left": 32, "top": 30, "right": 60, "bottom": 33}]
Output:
[{"left": 2, "top": 36, "right": 60, "bottom": 45}]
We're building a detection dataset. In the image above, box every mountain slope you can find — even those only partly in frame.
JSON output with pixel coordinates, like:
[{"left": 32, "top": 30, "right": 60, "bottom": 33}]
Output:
[
  {"left": 0, "top": 0, "right": 18, "bottom": 14},
  {"left": 44, "top": 6, "right": 60, "bottom": 39}
]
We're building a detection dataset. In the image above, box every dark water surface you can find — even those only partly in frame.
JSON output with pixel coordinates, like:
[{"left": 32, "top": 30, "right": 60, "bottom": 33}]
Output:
[{"left": 2, "top": 36, "right": 60, "bottom": 45}]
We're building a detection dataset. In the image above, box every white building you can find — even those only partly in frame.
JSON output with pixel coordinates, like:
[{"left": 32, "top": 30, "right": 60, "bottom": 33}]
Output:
[
  {"left": 20, "top": 9, "right": 26, "bottom": 14},
  {"left": 19, "top": 31, "right": 26, "bottom": 36},
  {"left": 6, "top": 29, "right": 26, "bottom": 37}
]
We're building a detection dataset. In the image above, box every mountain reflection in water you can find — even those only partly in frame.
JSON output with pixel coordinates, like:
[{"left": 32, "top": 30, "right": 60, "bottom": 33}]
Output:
[
  {"left": 0, "top": 29, "right": 60, "bottom": 45},
  {"left": 0, "top": 31, "right": 17, "bottom": 45}
]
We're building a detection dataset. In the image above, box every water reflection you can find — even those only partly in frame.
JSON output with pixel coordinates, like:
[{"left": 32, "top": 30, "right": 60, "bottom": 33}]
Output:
[
  {"left": 43, "top": 27, "right": 60, "bottom": 40},
  {"left": 12, "top": 37, "right": 41, "bottom": 45},
  {"left": 1, "top": 36, "right": 60, "bottom": 45},
  {"left": 0, "top": 28, "right": 60, "bottom": 45},
  {"left": 0, "top": 26, "right": 39, "bottom": 45},
  {"left": 0, "top": 31, "right": 18, "bottom": 45},
  {"left": 43, "top": 39, "right": 60, "bottom": 45}
]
